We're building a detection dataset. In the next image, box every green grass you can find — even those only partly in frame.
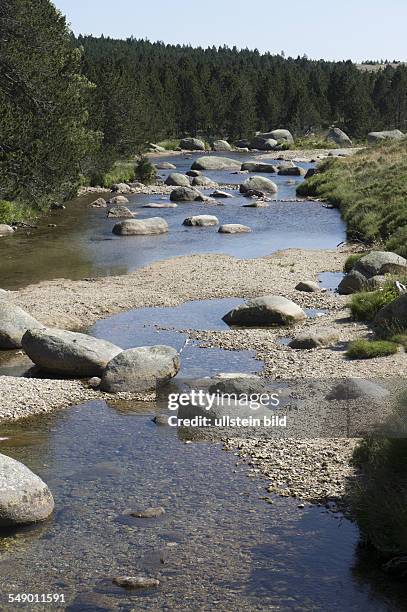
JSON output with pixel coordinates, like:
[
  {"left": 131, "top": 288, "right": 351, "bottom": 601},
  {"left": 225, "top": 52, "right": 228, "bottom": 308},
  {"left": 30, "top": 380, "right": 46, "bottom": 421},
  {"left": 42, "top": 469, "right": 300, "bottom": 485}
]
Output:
[
  {"left": 99, "top": 161, "right": 135, "bottom": 188},
  {"left": 391, "top": 334, "right": 407, "bottom": 349},
  {"left": 293, "top": 136, "right": 339, "bottom": 150},
  {"left": 157, "top": 139, "right": 181, "bottom": 151},
  {"left": 346, "top": 338, "right": 399, "bottom": 359},
  {"left": 349, "top": 284, "right": 399, "bottom": 321},
  {"left": 344, "top": 252, "right": 365, "bottom": 272},
  {"left": 0, "top": 200, "right": 36, "bottom": 224},
  {"left": 297, "top": 138, "right": 407, "bottom": 257}
]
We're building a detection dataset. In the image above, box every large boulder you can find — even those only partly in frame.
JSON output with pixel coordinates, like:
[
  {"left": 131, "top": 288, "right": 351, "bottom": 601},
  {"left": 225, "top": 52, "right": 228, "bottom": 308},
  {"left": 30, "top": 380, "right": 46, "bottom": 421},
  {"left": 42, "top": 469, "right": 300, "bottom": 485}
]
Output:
[
  {"left": 191, "top": 156, "right": 241, "bottom": 171},
  {"left": 278, "top": 166, "right": 306, "bottom": 176},
  {"left": 218, "top": 224, "right": 251, "bottom": 234},
  {"left": 240, "top": 176, "right": 278, "bottom": 194},
  {"left": 223, "top": 295, "right": 306, "bottom": 326},
  {"left": 288, "top": 329, "right": 339, "bottom": 349},
  {"left": 101, "top": 345, "right": 180, "bottom": 393},
  {"left": 353, "top": 251, "right": 407, "bottom": 278},
  {"left": 22, "top": 328, "right": 122, "bottom": 377},
  {"left": 250, "top": 136, "right": 277, "bottom": 151},
  {"left": 337, "top": 270, "right": 369, "bottom": 295},
  {"left": 268, "top": 129, "right": 294, "bottom": 144},
  {"left": 89, "top": 197, "right": 107, "bottom": 208},
  {"left": 368, "top": 130, "right": 405, "bottom": 144},
  {"left": 374, "top": 294, "right": 407, "bottom": 333},
  {"left": 212, "top": 140, "right": 232, "bottom": 151},
  {"left": 170, "top": 186, "right": 204, "bottom": 202},
  {"left": 108, "top": 195, "right": 129, "bottom": 205},
  {"left": 191, "top": 175, "right": 217, "bottom": 187},
  {"left": 111, "top": 183, "right": 132, "bottom": 194},
  {"left": 106, "top": 206, "right": 135, "bottom": 219},
  {"left": 241, "top": 162, "right": 277, "bottom": 173},
  {"left": 155, "top": 162, "right": 176, "bottom": 170},
  {"left": 0, "top": 225, "right": 15, "bottom": 237},
  {"left": 179, "top": 137, "right": 206, "bottom": 151},
  {"left": 0, "top": 302, "right": 42, "bottom": 349},
  {"left": 183, "top": 215, "right": 219, "bottom": 227},
  {"left": 112, "top": 218, "right": 168, "bottom": 235},
  {"left": 326, "top": 127, "right": 352, "bottom": 147},
  {"left": 0, "top": 454, "right": 54, "bottom": 526},
  {"left": 165, "top": 173, "right": 190, "bottom": 187}
]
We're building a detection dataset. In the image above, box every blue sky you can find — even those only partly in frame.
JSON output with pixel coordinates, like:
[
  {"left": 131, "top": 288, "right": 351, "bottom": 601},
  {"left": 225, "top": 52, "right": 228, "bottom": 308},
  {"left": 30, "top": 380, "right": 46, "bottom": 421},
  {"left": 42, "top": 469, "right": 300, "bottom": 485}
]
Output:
[{"left": 53, "top": 0, "right": 407, "bottom": 61}]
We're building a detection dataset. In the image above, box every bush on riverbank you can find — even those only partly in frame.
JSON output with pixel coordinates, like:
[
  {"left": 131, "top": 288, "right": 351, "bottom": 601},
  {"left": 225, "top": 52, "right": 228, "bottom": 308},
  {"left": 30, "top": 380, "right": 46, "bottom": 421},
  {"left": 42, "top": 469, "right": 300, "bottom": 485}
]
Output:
[
  {"left": 349, "top": 285, "right": 399, "bottom": 321},
  {"left": 297, "top": 139, "right": 407, "bottom": 257},
  {"left": 350, "top": 392, "right": 407, "bottom": 558},
  {"left": 346, "top": 339, "right": 399, "bottom": 359},
  {"left": 0, "top": 200, "right": 35, "bottom": 224}
]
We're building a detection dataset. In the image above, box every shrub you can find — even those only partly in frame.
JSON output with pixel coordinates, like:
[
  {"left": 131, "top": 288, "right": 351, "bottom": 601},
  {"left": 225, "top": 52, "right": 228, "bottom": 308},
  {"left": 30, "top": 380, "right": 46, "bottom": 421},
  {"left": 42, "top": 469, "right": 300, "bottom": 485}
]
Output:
[
  {"left": 134, "top": 155, "right": 156, "bottom": 184},
  {"left": 0, "top": 200, "right": 34, "bottom": 224},
  {"left": 391, "top": 334, "right": 407, "bottom": 349},
  {"left": 344, "top": 253, "right": 365, "bottom": 272},
  {"left": 349, "top": 285, "right": 399, "bottom": 321},
  {"left": 157, "top": 139, "right": 181, "bottom": 151},
  {"left": 98, "top": 162, "right": 135, "bottom": 188},
  {"left": 346, "top": 338, "right": 398, "bottom": 359}
]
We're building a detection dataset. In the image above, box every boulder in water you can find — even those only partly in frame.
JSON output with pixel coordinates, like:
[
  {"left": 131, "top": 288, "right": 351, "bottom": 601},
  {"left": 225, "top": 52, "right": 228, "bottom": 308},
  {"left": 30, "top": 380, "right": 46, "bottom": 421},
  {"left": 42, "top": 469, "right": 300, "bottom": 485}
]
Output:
[
  {"left": 164, "top": 173, "right": 190, "bottom": 187},
  {"left": 106, "top": 206, "right": 135, "bottom": 219},
  {"left": 0, "top": 454, "right": 54, "bottom": 526},
  {"left": 155, "top": 162, "right": 176, "bottom": 170},
  {"left": 89, "top": 197, "right": 107, "bottom": 208},
  {"left": 101, "top": 345, "right": 180, "bottom": 393},
  {"left": 223, "top": 295, "right": 306, "bottom": 326},
  {"left": 0, "top": 225, "right": 15, "bottom": 237},
  {"left": 278, "top": 166, "right": 306, "bottom": 176},
  {"left": 218, "top": 224, "right": 251, "bottom": 234},
  {"left": 112, "top": 218, "right": 168, "bottom": 235},
  {"left": 0, "top": 301, "right": 42, "bottom": 349},
  {"left": 191, "top": 156, "right": 241, "bottom": 171},
  {"left": 212, "top": 139, "right": 232, "bottom": 151},
  {"left": 240, "top": 176, "right": 278, "bottom": 194},
  {"left": 183, "top": 215, "right": 219, "bottom": 227},
  {"left": 108, "top": 195, "right": 129, "bottom": 205},
  {"left": 191, "top": 175, "right": 217, "bottom": 187},
  {"left": 22, "top": 327, "right": 122, "bottom": 376},
  {"left": 241, "top": 162, "right": 277, "bottom": 173},
  {"left": 170, "top": 186, "right": 204, "bottom": 202}
]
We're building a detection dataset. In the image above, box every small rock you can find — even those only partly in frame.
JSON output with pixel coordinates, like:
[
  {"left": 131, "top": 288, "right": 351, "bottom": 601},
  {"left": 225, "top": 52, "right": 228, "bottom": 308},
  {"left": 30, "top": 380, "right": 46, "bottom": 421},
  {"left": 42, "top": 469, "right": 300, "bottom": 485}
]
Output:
[
  {"left": 183, "top": 215, "right": 219, "bottom": 227},
  {"left": 0, "top": 224, "right": 15, "bottom": 237},
  {"left": 218, "top": 224, "right": 251, "bottom": 234},
  {"left": 88, "top": 377, "right": 101, "bottom": 389},
  {"left": 210, "top": 190, "right": 233, "bottom": 198},
  {"left": 128, "top": 507, "right": 165, "bottom": 518},
  {"left": 112, "top": 576, "right": 160, "bottom": 589},
  {"left": 295, "top": 281, "right": 320, "bottom": 293},
  {"left": 107, "top": 206, "right": 135, "bottom": 219},
  {"left": 153, "top": 414, "right": 170, "bottom": 426},
  {"left": 89, "top": 197, "right": 107, "bottom": 208},
  {"left": 108, "top": 195, "right": 129, "bottom": 205}
]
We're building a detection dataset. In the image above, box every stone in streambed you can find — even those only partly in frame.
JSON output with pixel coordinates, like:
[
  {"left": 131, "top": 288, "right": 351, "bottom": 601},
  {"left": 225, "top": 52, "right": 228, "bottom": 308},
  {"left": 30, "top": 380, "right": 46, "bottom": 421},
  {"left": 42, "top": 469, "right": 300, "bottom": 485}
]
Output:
[
  {"left": 113, "top": 576, "right": 160, "bottom": 589},
  {"left": 212, "top": 139, "right": 232, "bottom": 151},
  {"left": 337, "top": 270, "right": 369, "bottom": 295},
  {"left": 155, "top": 162, "right": 176, "bottom": 170},
  {"left": 210, "top": 190, "right": 233, "bottom": 198},
  {"left": 240, "top": 176, "right": 278, "bottom": 194},
  {"left": 295, "top": 280, "right": 320, "bottom": 293},
  {"left": 170, "top": 186, "right": 203, "bottom": 202},
  {"left": 183, "top": 215, "right": 219, "bottom": 227},
  {"left": 101, "top": 345, "right": 180, "bottom": 393},
  {"left": 165, "top": 173, "right": 191, "bottom": 187},
  {"left": 106, "top": 206, "right": 135, "bottom": 219},
  {"left": 223, "top": 296, "right": 306, "bottom": 327},
  {"left": 112, "top": 218, "right": 168, "bottom": 235},
  {"left": 186, "top": 169, "right": 201, "bottom": 177},
  {"left": 0, "top": 453, "right": 54, "bottom": 526},
  {"left": 142, "top": 202, "right": 177, "bottom": 208},
  {"left": 0, "top": 225, "right": 15, "bottom": 237},
  {"left": 152, "top": 414, "right": 171, "bottom": 426},
  {"left": 108, "top": 195, "right": 129, "bottom": 205},
  {"left": 89, "top": 197, "right": 107, "bottom": 208},
  {"left": 191, "top": 156, "right": 241, "bottom": 171},
  {"left": 218, "top": 224, "right": 251, "bottom": 234},
  {"left": 127, "top": 507, "right": 165, "bottom": 518},
  {"left": 191, "top": 175, "right": 217, "bottom": 187},
  {"left": 241, "top": 162, "right": 277, "bottom": 173},
  {"left": 278, "top": 166, "right": 306, "bottom": 176},
  {"left": 22, "top": 328, "right": 122, "bottom": 377},
  {"left": 0, "top": 301, "right": 42, "bottom": 349},
  {"left": 288, "top": 329, "right": 340, "bottom": 349}
]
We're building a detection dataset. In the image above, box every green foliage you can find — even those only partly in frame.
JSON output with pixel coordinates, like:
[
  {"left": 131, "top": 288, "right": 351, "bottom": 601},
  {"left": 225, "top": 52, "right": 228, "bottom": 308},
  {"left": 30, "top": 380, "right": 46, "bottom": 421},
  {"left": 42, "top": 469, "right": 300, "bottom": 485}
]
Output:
[
  {"left": 297, "top": 139, "right": 407, "bottom": 255},
  {"left": 344, "top": 253, "right": 365, "bottom": 272},
  {"left": 349, "top": 285, "right": 399, "bottom": 321},
  {"left": 350, "top": 393, "right": 407, "bottom": 555},
  {"left": 157, "top": 140, "right": 181, "bottom": 151},
  {"left": 98, "top": 162, "right": 135, "bottom": 188},
  {"left": 346, "top": 338, "right": 398, "bottom": 359},
  {"left": 391, "top": 334, "right": 407, "bottom": 349},
  {"left": 0, "top": 0, "right": 100, "bottom": 213},
  {"left": 134, "top": 156, "right": 156, "bottom": 184},
  {"left": 0, "top": 200, "right": 35, "bottom": 224}
]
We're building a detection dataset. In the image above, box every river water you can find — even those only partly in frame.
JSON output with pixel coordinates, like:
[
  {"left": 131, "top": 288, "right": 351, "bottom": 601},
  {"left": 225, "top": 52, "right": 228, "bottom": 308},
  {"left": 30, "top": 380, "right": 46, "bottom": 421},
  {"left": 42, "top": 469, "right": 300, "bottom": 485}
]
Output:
[
  {"left": 0, "top": 153, "right": 345, "bottom": 290},
  {"left": 0, "top": 153, "right": 404, "bottom": 610}
]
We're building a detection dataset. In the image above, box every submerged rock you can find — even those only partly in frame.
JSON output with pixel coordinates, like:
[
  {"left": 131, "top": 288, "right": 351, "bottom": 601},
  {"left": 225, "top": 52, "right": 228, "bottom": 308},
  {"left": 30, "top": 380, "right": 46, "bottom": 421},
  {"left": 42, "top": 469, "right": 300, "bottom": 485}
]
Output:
[
  {"left": 223, "top": 295, "right": 306, "bottom": 327},
  {"left": 0, "top": 454, "right": 54, "bottom": 526},
  {"left": 101, "top": 345, "right": 180, "bottom": 393},
  {"left": 240, "top": 176, "right": 278, "bottom": 194},
  {"left": 142, "top": 202, "right": 177, "bottom": 208},
  {"left": 155, "top": 162, "right": 176, "bottom": 170},
  {"left": 22, "top": 328, "right": 122, "bottom": 377},
  {"left": 191, "top": 156, "right": 241, "bottom": 171},
  {"left": 278, "top": 166, "right": 306, "bottom": 176},
  {"left": 218, "top": 224, "right": 251, "bottom": 234},
  {"left": 112, "top": 218, "right": 168, "bottom": 235},
  {"left": 183, "top": 215, "right": 219, "bottom": 227},
  {"left": 0, "top": 301, "right": 42, "bottom": 349}
]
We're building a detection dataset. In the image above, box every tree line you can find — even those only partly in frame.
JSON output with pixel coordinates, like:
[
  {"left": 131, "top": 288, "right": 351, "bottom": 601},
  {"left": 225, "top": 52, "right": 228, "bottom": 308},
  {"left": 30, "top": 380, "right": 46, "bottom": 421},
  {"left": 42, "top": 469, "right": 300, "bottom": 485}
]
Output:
[{"left": 1, "top": 0, "right": 407, "bottom": 217}]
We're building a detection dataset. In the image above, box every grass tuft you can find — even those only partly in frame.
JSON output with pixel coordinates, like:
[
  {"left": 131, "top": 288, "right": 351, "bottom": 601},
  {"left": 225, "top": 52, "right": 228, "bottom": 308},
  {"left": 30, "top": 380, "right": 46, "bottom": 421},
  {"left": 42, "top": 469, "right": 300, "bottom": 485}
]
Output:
[
  {"left": 346, "top": 338, "right": 399, "bottom": 359},
  {"left": 344, "top": 253, "right": 366, "bottom": 272},
  {"left": 0, "top": 200, "right": 35, "bottom": 224},
  {"left": 349, "top": 285, "right": 399, "bottom": 321}
]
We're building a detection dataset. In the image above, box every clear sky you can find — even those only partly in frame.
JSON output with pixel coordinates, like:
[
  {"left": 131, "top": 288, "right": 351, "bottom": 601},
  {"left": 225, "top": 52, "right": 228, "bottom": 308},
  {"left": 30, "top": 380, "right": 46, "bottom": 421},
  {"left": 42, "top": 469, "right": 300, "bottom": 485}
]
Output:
[{"left": 52, "top": 0, "right": 406, "bottom": 62}]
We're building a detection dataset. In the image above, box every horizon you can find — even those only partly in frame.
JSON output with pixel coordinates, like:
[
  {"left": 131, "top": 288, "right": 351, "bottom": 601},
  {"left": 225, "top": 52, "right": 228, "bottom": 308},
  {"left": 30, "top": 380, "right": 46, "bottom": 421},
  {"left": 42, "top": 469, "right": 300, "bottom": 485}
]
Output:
[{"left": 52, "top": 0, "right": 407, "bottom": 63}]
